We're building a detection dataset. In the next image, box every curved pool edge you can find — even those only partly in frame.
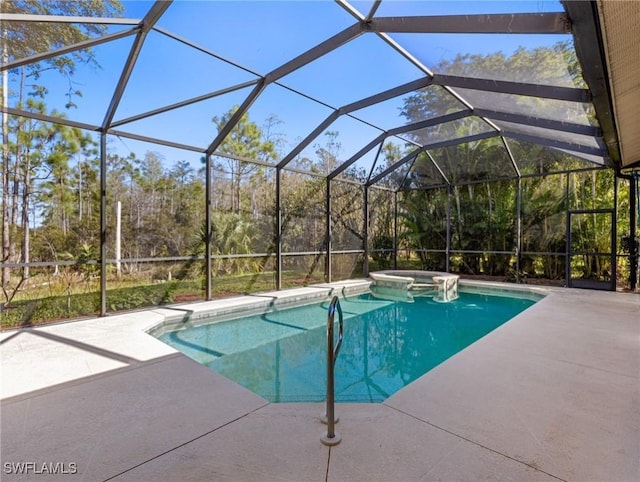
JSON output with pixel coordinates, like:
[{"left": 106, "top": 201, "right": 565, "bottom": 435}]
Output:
[{"left": 145, "top": 277, "right": 550, "bottom": 338}]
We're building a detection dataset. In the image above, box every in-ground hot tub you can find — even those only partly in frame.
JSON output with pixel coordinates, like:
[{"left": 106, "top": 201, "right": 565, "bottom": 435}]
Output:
[{"left": 369, "top": 270, "right": 459, "bottom": 302}]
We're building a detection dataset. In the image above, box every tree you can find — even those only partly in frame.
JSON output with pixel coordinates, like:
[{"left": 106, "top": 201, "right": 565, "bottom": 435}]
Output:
[
  {"left": 1, "top": 0, "right": 123, "bottom": 288},
  {"left": 211, "top": 107, "right": 278, "bottom": 214}
]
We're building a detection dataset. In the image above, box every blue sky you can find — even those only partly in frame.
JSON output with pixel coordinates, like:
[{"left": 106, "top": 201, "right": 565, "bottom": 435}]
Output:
[{"left": 9, "top": 0, "right": 572, "bottom": 174}]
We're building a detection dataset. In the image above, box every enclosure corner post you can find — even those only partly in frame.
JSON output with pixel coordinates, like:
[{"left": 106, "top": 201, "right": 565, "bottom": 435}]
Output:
[
  {"left": 325, "top": 178, "right": 332, "bottom": 283},
  {"left": 99, "top": 133, "right": 107, "bottom": 316},
  {"left": 275, "top": 167, "right": 282, "bottom": 290},
  {"left": 205, "top": 152, "right": 212, "bottom": 300},
  {"left": 363, "top": 185, "right": 369, "bottom": 277},
  {"left": 516, "top": 178, "right": 522, "bottom": 283},
  {"left": 393, "top": 191, "right": 398, "bottom": 270},
  {"left": 612, "top": 174, "right": 618, "bottom": 288},
  {"left": 446, "top": 184, "right": 452, "bottom": 273},
  {"left": 630, "top": 173, "right": 638, "bottom": 290},
  {"left": 564, "top": 172, "right": 571, "bottom": 287}
]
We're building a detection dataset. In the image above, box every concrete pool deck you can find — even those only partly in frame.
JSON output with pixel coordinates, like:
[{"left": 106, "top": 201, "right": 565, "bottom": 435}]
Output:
[{"left": 1, "top": 281, "right": 638, "bottom": 481}]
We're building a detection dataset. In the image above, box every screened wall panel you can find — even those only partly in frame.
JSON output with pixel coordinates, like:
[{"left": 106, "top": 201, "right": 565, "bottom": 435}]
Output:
[
  {"left": 404, "top": 152, "right": 448, "bottom": 189},
  {"left": 568, "top": 169, "right": 616, "bottom": 210},
  {"left": 398, "top": 188, "right": 448, "bottom": 270},
  {"left": 120, "top": 87, "right": 254, "bottom": 150},
  {"left": 429, "top": 137, "right": 515, "bottom": 184},
  {"left": 208, "top": 163, "right": 275, "bottom": 290},
  {"left": 506, "top": 138, "right": 597, "bottom": 175},
  {"left": 449, "top": 253, "right": 513, "bottom": 278},
  {"left": 368, "top": 187, "right": 396, "bottom": 270},
  {"left": 211, "top": 256, "right": 276, "bottom": 296},
  {"left": 569, "top": 212, "right": 614, "bottom": 286},
  {"left": 6, "top": 36, "right": 135, "bottom": 126},
  {"left": 496, "top": 120, "right": 604, "bottom": 153},
  {"left": 449, "top": 180, "right": 517, "bottom": 276},
  {"left": 393, "top": 85, "right": 468, "bottom": 129},
  {"left": 409, "top": 116, "right": 494, "bottom": 147},
  {"left": 242, "top": 84, "right": 335, "bottom": 164},
  {"left": 330, "top": 180, "right": 364, "bottom": 252},
  {"left": 1, "top": 274, "right": 101, "bottom": 329},
  {"left": 105, "top": 140, "right": 207, "bottom": 309},
  {"left": 281, "top": 254, "right": 325, "bottom": 288},
  {"left": 280, "top": 33, "right": 425, "bottom": 107},
  {"left": 281, "top": 173, "right": 326, "bottom": 253},
  {"left": 331, "top": 252, "right": 364, "bottom": 281},
  {"left": 397, "top": 252, "right": 447, "bottom": 272},
  {"left": 520, "top": 174, "right": 567, "bottom": 282},
  {"left": 615, "top": 176, "right": 635, "bottom": 289},
  {"left": 117, "top": 29, "right": 259, "bottom": 121},
  {"left": 453, "top": 88, "right": 595, "bottom": 126}
]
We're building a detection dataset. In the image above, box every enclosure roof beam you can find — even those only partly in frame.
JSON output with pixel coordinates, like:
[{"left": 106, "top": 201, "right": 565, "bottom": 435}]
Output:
[
  {"left": 398, "top": 150, "right": 451, "bottom": 191},
  {"left": 397, "top": 152, "right": 423, "bottom": 191},
  {"left": 0, "top": 27, "right": 139, "bottom": 72},
  {"left": 366, "top": 142, "right": 386, "bottom": 184},
  {"left": 432, "top": 74, "right": 591, "bottom": 102},
  {"left": 205, "top": 22, "right": 364, "bottom": 157},
  {"left": 501, "top": 130, "right": 606, "bottom": 158},
  {"left": 108, "top": 129, "right": 205, "bottom": 153},
  {"left": 369, "top": 147, "right": 424, "bottom": 186},
  {"left": 204, "top": 80, "right": 267, "bottom": 156},
  {"left": 423, "top": 131, "right": 499, "bottom": 152},
  {"left": 501, "top": 137, "right": 521, "bottom": 178},
  {"left": 340, "top": 76, "right": 434, "bottom": 113},
  {"left": 101, "top": 1, "right": 172, "bottom": 131},
  {"left": 367, "top": 121, "right": 497, "bottom": 186},
  {"left": 426, "top": 150, "right": 452, "bottom": 186},
  {"left": 336, "top": 0, "right": 434, "bottom": 77},
  {"left": 276, "top": 111, "right": 341, "bottom": 169},
  {"left": 1, "top": 106, "right": 100, "bottom": 131},
  {"left": 110, "top": 79, "right": 259, "bottom": 128},
  {"left": 474, "top": 108, "right": 602, "bottom": 136},
  {"left": 277, "top": 75, "right": 434, "bottom": 170},
  {"left": 368, "top": 12, "right": 571, "bottom": 34},
  {"left": 154, "top": 27, "right": 261, "bottom": 78},
  {"left": 327, "top": 110, "right": 473, "bottom": 182},
  {"left": 328, "top": 133, "right": 387, "bottom": 180},
  {"left": 0, "top": 13, "right": 141, "bottom": 25},
  {"left": 364, "top": 0, "right": 382, "bottom": 22},
  {"left": 387, "top": 110, "right": 473, "bottom": 137},
  {"left": 266, "top": 23, "right": 364, "bottom": 83}
]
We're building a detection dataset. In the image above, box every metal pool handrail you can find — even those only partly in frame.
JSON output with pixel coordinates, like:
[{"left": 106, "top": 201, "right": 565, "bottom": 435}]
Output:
[{"left": 321, "top": 295, "right": 343, "bottom": 446}]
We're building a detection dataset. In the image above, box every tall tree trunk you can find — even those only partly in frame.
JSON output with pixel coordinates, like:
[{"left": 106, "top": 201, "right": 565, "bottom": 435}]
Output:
[
  {"left": 78, "top": 159, "right": 83, "bottom": 222},
  {"left": 11, "top": 70, "right": 25, "bottom": 231},
  {"left": 21, "top": 153, "right": 30, "bottom": 281},
  {"left": 1, "top": 24, "right": 10, "bottom": 287}
]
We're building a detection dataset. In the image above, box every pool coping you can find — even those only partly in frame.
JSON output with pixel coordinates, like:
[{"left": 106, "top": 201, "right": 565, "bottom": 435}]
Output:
[
  {"left": 146, "top": 279, "right": 373, "bottom": 336},
  {"left": 147, "top": 277, "right": 549, "bottom": 337}
]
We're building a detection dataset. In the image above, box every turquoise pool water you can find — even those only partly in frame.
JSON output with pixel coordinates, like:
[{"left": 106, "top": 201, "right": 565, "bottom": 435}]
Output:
[{"left": 157, "top": 291, "right": 537, "bottom": 402}]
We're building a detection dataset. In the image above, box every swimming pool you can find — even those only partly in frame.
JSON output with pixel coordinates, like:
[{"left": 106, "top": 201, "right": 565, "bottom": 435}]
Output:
[{"left": 154, "top": 288, "right": 540, "bottom": 403}]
